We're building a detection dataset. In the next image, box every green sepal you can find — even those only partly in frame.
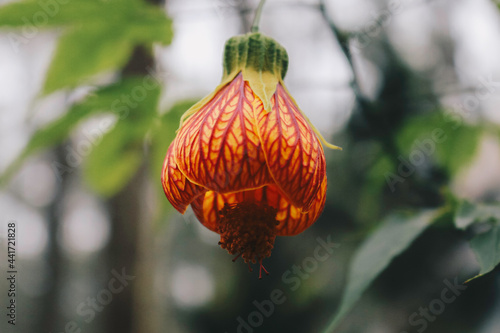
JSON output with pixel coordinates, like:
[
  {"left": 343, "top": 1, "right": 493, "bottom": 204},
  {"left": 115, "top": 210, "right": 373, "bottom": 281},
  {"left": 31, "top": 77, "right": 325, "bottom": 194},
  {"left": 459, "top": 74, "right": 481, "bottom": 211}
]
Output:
[
  {"left": 223, "top": 33, "right": 288, "bottom": 79},
  {"left": 221, "top": 32, "right": 289, "bottom": 112}
]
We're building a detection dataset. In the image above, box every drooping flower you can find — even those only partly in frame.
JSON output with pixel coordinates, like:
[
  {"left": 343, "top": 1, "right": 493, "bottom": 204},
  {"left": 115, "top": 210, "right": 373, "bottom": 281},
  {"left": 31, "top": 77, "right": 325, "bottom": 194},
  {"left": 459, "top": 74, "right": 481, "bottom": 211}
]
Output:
[{"left": 161, "top": 33, "right": 341, "bottom": 278}]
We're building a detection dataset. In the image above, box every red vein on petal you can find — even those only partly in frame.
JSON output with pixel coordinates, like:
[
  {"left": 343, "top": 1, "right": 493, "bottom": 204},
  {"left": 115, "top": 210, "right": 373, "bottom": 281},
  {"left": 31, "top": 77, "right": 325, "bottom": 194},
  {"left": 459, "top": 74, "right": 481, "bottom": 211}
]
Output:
[
  {"left": 161, "top": 145, "right": 206, "bottom": 214},
  {"left": 175, "top": 73, "right": 273, "bottom": 194},
  {"left": 255, "top": 83, "right": 325, "bottom": 212}
]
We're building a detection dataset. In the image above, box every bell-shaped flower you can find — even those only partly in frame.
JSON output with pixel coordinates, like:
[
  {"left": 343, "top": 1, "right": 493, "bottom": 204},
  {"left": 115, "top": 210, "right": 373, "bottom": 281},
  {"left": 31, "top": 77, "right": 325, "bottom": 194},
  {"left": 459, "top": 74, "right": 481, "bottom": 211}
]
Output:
[{"left": 162, "top": 33, "right": 341, "bottom": 278}]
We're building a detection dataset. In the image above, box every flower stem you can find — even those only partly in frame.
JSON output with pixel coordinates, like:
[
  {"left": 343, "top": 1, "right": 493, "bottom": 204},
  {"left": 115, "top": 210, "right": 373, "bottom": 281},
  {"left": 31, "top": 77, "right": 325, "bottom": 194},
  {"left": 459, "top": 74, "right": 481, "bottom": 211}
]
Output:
[{"left": 251, "top": 0, "right": 267, "bottom": 33}]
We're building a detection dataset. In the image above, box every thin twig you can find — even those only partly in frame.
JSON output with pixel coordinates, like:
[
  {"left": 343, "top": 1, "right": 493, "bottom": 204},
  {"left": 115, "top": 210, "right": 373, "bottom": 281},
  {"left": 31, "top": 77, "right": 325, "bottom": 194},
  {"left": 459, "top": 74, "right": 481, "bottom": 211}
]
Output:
[{"left": 318, "top": 0, "right": 365, "bottom": 102}]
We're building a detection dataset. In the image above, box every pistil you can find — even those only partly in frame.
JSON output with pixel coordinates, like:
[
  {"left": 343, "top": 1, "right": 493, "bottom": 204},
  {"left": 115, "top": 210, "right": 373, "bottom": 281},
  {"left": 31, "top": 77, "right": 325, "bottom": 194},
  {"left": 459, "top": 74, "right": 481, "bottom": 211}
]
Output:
[{"left": 217, "top": 201, "right": 278, "bottom": 278}]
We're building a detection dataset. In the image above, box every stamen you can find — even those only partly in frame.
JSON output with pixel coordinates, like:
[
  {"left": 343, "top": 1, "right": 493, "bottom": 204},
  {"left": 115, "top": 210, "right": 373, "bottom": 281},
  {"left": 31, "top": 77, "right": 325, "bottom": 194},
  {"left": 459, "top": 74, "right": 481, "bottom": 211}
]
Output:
[
  {"left": 259, "top": 259, "right": 269, "bottom": 279},
  {"left": 217, "top": 201, "right": 278, "bottom": 277}
]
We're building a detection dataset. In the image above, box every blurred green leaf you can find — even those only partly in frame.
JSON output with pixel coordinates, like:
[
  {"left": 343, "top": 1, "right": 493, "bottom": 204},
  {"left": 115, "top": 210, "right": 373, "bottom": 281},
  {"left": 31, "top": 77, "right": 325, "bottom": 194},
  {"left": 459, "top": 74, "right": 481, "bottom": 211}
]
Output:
[
  {"left": 0, "top": 0, "right": 172, "bottom": 93},
  {"left": 455, "top": 200, "right": 500, "bottom": 230},
  {"left": 468, "top": 223, "right": 500, "bottom": 281},
  {"left": 83, "top": 120, "right": 148, "bottom": 197},
  {"left": 323, "top": 209, "right": 440, "bottom": 332},
  {"left": 44, "top": 5, "right": 171, "bottom": 92},
  {"left": 0, "top": 0, "right": 173, "bottom": 33},
  {"left": 454, "top": 200, "right": 500, "bottom": 281},
  {"left": 439, "top": 128, "right": 482, "bottom": 176},
  {"left": 0, "top": 77, "right": 158, "bottom": 185},
  {"left": 396, "top": 112, "right": 482, "bottom": 177},
  {"left": 358, "top": 153, "right": 393, "bottom": 222},
  {"left": 0, "top": 0, "right": 104, "bottom": 27},
  {"left": 83, "top": 76, "right": 162, "bottom": 196},
  {"left": 43, "top": 25, "right": 134, "bottom": 93}
]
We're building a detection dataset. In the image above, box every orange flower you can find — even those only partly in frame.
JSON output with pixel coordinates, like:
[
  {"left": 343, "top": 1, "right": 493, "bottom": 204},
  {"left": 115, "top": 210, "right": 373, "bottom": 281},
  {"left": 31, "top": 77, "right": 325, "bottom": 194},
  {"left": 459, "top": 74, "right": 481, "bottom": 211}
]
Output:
[{"left": 161, "top": 33, "right": 341, "bottom": 278}]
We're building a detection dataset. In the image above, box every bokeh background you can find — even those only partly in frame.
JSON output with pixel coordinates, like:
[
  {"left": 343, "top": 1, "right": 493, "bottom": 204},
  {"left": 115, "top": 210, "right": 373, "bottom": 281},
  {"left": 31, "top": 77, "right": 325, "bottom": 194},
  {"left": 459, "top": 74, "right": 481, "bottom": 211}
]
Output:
[{"left": 1, "top": 0, "right": 500, "bottom": 332}]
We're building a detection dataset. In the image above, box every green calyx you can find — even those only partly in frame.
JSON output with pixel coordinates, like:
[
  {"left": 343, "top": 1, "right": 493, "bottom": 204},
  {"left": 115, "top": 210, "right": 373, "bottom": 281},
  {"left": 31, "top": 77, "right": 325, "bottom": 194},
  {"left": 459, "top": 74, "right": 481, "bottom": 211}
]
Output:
[
  {"left": 223, "top": 32, "right": 288, "bottom": 80},
  {"left": 221, "top": 33, "right": 289, "bottom": 112}
]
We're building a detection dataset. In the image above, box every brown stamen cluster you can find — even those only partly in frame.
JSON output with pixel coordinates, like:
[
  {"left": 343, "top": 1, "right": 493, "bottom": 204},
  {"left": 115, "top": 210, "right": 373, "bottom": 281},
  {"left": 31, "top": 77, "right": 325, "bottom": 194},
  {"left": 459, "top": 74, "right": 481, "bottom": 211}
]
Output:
[{"left": 218, "top": 201, "right": 278, "bottom": 265}]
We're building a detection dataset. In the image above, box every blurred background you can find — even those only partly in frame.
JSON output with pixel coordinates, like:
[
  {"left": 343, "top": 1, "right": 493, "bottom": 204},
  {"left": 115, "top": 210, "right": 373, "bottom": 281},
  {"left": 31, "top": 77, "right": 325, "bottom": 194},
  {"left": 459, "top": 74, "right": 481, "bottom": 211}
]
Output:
[{"left": 0, "top": 0, "right": 500, "bottom": 332}]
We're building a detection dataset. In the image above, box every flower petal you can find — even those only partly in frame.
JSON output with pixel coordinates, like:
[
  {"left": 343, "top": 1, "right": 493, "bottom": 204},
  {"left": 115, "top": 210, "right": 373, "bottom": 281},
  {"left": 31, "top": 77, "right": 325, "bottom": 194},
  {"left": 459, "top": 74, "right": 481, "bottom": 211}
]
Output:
[
  {"left": 191, "top": 181, "right": 326, "bottom": 236},
  {"left": 255, "top": 82, "right": 326, "bottom": 211},
  {"left": 174, "top": 72, "right": 273, "bottom": 194},
  {"left": 190, "top": 190, "right": 223, "bottom": 233},
  {"left": 161, "top": 145, "right": 206, "bottom": 214},
  {"left": 274, "top": 176, "right": 327, "bottom": 236},
  {"left": 190, "top": 189, "right": 254, "bottom": 233}
]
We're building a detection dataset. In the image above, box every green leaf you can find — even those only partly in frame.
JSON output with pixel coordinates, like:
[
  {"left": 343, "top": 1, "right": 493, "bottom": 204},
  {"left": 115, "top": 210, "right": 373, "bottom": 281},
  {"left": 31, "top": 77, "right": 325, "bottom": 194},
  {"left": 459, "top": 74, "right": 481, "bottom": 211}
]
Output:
[
  {"left": 439, "top": 127, "right": 482, "bottom": 176},
  {"left": 323, "top": 209, "right": 440, "bottom": 332},
  {"left": 0, "top": 77, "right": 157, "bottom": 185},
  {"left": 454, "top": 200, "right": 500, "bottom": 230},
  {"left": 125, "top": 6, "right": 174, "bottom": 45},
  {"left": 83, "top": 120, "right": 147, "bottom": 197},
  {"left": 43, "top": 25, "right": 134, "bottom": 93},
  {"left": 0, "top": 0, "right": 104, "bottom": 28},
  {"left": 0, "top": 0, "right": 173, "bottom": 93},
  {"left": 358, "top": 153, "right": 393, "bottom": 222},
  {"left": 454, "top": 200, "right": 500, "bottom": 281},
  {"left": 83, "top": 76, "right": 162, "bottom": 196},
  {"left": 396, "top": 112, "right": 482, "bottom": 177},
  {"left": 468, "top": 223, "right": 500, "bottom": 281},
  {"left": 0, "top": 0, "right": 171, "bottom": 30}
]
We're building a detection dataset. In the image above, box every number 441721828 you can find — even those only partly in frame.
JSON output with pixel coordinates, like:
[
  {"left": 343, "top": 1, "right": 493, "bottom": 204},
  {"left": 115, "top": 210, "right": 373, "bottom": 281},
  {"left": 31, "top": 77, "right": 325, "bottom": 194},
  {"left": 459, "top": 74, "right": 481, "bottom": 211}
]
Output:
[{"left": 7, "top": 222, "right": 16, "bottom": 270}]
